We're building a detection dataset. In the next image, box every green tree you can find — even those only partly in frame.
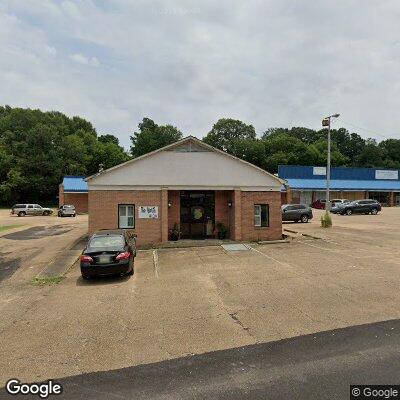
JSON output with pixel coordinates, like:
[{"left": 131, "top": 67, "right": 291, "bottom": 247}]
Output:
[
  {"left": 0, "top": 106, "right": 128, "bottom": 205},
  {"left": 356, "top": 139, "right": 386, "bottom": 167},
  {"left": 262, "top": 133, "right": 323, "bottom": 172},
  {"left": 379, "top": 139, "right": 400, "bottom": 167},
  {"left": 99, "top": 134, "right": 120, "bottom": 146},
  {"left": 203, "top": 118, "right": 256, "bottom": 153},
  {"left": 130, "top": 117, "right": 183, "bottom": 157},
  {"left": 313, "top": 139, "right": 349, "bottom": 166}
]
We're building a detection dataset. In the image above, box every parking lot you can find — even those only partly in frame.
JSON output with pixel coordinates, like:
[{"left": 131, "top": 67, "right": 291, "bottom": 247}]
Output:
[{"left": 1, "top": 208, "right": 400, "bottom": 384}]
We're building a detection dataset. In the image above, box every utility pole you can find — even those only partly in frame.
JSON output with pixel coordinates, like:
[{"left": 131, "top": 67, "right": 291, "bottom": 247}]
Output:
[{"left": 322, "top": 114, "right": 340, "bottom": 213}]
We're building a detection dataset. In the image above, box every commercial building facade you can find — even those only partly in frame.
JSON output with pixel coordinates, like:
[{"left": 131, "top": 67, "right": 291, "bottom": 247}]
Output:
[
  {"left": 279, "top": 165, "right": 400, "bottom": 206},
  {"left": 59, "top": 176, "right": 88, "bottom": 213},
  {"left": 87, "top": 137, "right": 284, "bottom": 247}
]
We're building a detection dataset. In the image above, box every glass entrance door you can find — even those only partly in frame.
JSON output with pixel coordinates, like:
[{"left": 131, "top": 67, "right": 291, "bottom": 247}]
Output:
[{"left": 180, "top": 191, "right": 215, "bottom": 239}]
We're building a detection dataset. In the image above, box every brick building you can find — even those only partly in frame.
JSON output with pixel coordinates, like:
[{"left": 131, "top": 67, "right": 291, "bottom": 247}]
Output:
[
  {"left": 86, "top": 136, "right": 284, "bottom": 247},
  {"left": 59, "top": 176, "right": 88, "bottom": 213},
  {"left": 279, "top": 165, "right": 400, "bottom": 206}
]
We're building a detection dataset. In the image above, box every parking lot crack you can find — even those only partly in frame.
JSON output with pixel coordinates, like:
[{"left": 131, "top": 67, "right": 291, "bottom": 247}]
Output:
[{"left": 228, "top": 311, "right": 257, "bottom": 341}]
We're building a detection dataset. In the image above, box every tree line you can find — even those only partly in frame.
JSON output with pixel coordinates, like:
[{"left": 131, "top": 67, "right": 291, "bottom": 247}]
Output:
[{"left": 1, "top": 106, "right": 399, "bottom": 205}]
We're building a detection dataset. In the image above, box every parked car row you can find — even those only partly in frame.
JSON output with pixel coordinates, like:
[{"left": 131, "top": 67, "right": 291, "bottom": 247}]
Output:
[
  {"left": 282, "top": 198, "right": 382, "bottom": 222},
  {"left": 311, "top": 198, "right": 349, "bottom": 209},
  {"left": 11, "top": 204, "right": 76, "bottom": 217},
  {"left": 330, "top": 199, "right": 381, "bottom": 215},
  {"left": 311, "top": 198, "right": 381, "bottom": 215}
]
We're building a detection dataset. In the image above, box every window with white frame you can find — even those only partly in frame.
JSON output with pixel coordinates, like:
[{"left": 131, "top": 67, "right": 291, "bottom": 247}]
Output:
[
  {"left": 254, "top": 204, "right": 269, "bottom": 227},
  {"left": 118, "top": 204, "right": 135, "bottom": 228}
]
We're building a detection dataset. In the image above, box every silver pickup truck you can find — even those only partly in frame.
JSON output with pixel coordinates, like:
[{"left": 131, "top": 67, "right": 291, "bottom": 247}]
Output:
[{"left": 11, "top": 204, "right": 53, "bottom": 217}]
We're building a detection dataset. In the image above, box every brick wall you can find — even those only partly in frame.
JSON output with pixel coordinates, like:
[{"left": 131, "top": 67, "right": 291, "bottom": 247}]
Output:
[
  {"left": 63, "top": 193, "right": 88, "bottom": 214},
  {"left": 88, "top": 189, "right": 282, "bottom": 246},
  {"left": 88, "top": 190, "right": 164, "bottom": 247},
  {"left": 215, "top": 190, "right": 230, "bottom": 231},
  {"left": 240, "top": 191, "right": 282, "bottom": 241},
  {"left": 168, "top": 190, "right": 180, "bottom": 232},
  {"left": 59, "top": 184, "right": 64, "bottom": 206}
]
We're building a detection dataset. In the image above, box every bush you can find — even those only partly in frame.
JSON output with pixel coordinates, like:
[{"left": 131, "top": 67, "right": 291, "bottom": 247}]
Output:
[
  {"left": 320, "top": 211, "right": 332, "bottom": 228},
  {"left": 170, "top": 222, "right": 180, "bottom": 241},
  {"left": 216, "top": 222, "right": 229, "bottom": 239}
]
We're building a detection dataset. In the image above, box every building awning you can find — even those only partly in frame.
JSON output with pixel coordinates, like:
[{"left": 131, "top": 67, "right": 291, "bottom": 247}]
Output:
[
  {"left": 62, "top": 176, "right": 88, "bottom": 193},
  {"left": 286, "top": 178, "right": 400, "bottom": 191}
]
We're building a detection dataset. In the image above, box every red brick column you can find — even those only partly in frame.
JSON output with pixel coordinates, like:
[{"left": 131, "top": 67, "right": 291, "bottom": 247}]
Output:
[
  {"left": 286, "top": 186, "right": 292, "bottom": 203},
  {"left": 232, "top": 189, "right": 242, "bottom": 241},
  {"left": 161, "top": 188, "right": 169, "bottom": 242},
  {"left": 59, "top": 184, "right": 64, "bottom": 207},
  {"left": 389, "top": 192, "right": 394, "bottom": 207}
]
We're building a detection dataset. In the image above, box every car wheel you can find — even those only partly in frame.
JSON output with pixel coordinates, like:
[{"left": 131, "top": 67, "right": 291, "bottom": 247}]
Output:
[
  {"left": 127, "top": 268, "right": 134, "bottom": 276},
  {"left": 18, "top": 211, "right": 26, "bottom": 217},
  {"left": 43, "top": 211, "right": 50, "bottom": 216},
  {"left": 346, "top": 209, "right": 352, "bottom": 216},
  {"left": 300, "top": 214, "right": 308, "bottom": 223},
  {"left": 371, "top": 208, "right": 378, "bottom": 215},
  {"left": 73, "top": 214, "right": 76, "bottom": 217},
  {"left": 81, "top": 274, "right": 90, "bottom": 280}
]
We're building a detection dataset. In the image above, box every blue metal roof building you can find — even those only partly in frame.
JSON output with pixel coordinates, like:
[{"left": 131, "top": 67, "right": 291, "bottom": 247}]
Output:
[
  {"left": 59, "top": 176, "right": 88, "bottom": 213},
  {"left": 278, "top": 165, "right": 400, "bottom": 206},
  {"left": 61, "top": 176, "right": 88, "bottom": 193}
]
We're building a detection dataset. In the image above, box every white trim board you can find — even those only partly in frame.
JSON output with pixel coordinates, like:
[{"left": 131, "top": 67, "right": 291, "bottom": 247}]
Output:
[{"left": 88, "top": 185, "right": 280, "bottom": 192}]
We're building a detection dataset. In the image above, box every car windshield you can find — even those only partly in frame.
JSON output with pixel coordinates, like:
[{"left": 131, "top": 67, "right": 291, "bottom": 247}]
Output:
[
  {"left": 64, "top": 205, "right": 75, "bottom": 209},
  {"left": 89, "top": 235, "right": 124, "bottom": 248}
]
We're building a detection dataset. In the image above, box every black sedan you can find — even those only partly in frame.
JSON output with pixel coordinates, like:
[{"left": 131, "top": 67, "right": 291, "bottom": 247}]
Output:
[
  {"left": 80, "top": 230, "right": 136, "bottom": 279},
  {"left": 331, "top": 199, "right": 381, "bottom": 215}
]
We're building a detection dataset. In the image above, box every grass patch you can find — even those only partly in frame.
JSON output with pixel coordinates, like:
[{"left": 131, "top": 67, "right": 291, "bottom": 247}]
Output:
[
  {"left": 31, "top": 276, "right": 65, "bottom": 286},
  {"left": 0, "top": 224, "right": 24, "bottom": 232}
]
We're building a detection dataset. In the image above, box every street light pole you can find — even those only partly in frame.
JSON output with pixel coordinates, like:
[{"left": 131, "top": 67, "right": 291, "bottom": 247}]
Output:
[{"left": 322, "top": 114, "right": 340, "bottom": 214}]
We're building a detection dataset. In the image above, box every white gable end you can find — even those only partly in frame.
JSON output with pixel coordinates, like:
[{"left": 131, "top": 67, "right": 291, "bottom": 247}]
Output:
[{"left": 88, "top": 139, "right": 282, "bottom": 191}]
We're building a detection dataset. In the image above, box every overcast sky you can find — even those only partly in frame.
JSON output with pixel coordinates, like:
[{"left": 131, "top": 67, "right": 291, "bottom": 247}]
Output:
[{"left": 1, "top": 0, "right": 400, "bottom": 148}]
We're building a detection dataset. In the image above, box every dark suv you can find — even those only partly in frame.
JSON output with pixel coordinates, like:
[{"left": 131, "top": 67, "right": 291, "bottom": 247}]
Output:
[
  {"left": 282, "top": 204, "right": 313, "bottom": 223},
  {"left": 334, "top": 199, "right": 381, "bottom": 215}
]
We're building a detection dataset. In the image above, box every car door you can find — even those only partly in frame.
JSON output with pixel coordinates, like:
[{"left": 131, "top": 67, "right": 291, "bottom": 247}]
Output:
[
  {"left": 283, "top": 205, "right": 296, "bottom": 221},
  {"left": 282, "top": 205, "right": 289, "bottom": 221},
  {"left": 354, "top": 201, "right": 366, "bottom": 213},
  {"left": 33, "top": 205, "right": 42, "bottom": 215},
  {"left": 356, "top": 200, "right": 369, "bottom": 213},
  {"left": 26, "top": 204, "right": 35, "bottom": 215}
]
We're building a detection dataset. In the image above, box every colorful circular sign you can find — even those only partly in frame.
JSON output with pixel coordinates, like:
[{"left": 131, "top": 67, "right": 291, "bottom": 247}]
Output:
[{"left": 192, "top": 207, "right": 203, "bottom": 220}]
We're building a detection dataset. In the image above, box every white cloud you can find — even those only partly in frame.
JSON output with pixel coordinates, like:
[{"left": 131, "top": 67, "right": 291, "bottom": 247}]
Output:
[
  {"left": 69, "top": 53, "right": 100, "bottom": 67},
  {"left": 1, "top": 0, "right": 400, "bottom": 148}
]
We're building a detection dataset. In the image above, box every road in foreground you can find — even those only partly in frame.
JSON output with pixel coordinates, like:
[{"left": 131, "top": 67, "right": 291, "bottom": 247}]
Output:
[{"left": 2, "top": 319, "right": 398, "bottom": 399}]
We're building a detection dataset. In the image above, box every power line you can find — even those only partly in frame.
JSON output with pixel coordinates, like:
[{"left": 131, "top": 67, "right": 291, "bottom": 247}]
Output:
[{"left": 339, "top": 120, "right": 394, "bottom": 141}]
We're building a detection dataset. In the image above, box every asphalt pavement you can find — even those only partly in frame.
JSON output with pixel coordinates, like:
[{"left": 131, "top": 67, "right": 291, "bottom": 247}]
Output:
[{"left": 2, "top": 318, "right": 398, "bottom": 400}]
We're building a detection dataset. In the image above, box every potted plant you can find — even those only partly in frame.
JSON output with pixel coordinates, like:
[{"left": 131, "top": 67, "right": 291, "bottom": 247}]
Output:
[
  {"left": 216, "top": 222, "right": 228, "bottom": 240},
  {"left": 170, "top": 222, "right": 180, "bottom": 241}
]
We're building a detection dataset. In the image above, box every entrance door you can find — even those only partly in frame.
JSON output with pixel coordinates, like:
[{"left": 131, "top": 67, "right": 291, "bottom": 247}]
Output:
[{"left": 180, "top": 191, "right": 215, "bottom": 239}]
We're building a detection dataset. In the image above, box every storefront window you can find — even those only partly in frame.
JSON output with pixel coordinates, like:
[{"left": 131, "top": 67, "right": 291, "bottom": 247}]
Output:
[
  {"left": 254, "top": 204, "right": 269, "bottom": 227},
  {"left": 118, "top": 204, "right": 135, "bottom": 228}
]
